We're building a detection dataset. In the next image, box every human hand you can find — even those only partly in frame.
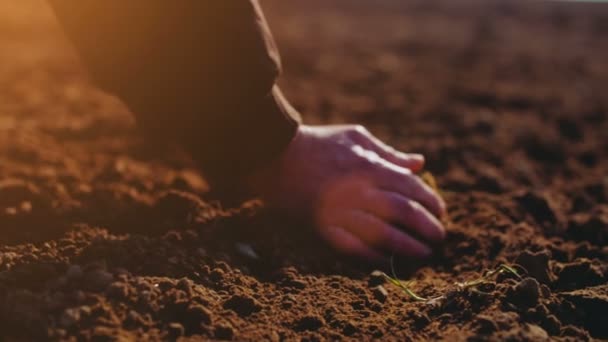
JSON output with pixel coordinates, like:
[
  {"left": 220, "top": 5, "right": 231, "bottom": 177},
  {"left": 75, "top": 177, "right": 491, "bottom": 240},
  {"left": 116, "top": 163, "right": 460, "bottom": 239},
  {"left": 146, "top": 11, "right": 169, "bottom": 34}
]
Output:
[{"left": 249, "top": 124, "right": 446, "bottom": 261}]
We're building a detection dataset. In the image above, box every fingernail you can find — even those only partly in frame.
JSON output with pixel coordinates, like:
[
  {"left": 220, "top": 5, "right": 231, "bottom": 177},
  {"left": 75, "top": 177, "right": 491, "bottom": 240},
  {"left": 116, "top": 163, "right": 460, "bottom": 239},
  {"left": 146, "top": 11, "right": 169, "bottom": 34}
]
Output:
[{"left": 410, "top": 153, "right": 425, "bottom": 162}]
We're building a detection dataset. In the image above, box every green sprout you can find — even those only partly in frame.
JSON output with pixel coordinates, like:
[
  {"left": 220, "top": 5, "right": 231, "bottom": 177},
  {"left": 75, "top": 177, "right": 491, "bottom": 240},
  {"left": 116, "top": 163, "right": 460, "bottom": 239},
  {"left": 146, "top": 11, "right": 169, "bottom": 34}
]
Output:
[
  {"left": 454, "top": 264, "right": 521, "bottom": 290},
  {"left": 380, "top": 172, "right": 522, "bottom": 303},
  {"left": 377, "top": 255, "right": 521, "bottom": 304}
]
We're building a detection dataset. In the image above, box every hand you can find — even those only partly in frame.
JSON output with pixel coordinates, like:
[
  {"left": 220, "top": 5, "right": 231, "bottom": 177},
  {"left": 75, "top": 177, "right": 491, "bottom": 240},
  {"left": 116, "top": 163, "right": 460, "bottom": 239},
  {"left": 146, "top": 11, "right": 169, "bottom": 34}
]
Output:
[{"left": 248, "top": 124, "right": 446, "bottom": 261}]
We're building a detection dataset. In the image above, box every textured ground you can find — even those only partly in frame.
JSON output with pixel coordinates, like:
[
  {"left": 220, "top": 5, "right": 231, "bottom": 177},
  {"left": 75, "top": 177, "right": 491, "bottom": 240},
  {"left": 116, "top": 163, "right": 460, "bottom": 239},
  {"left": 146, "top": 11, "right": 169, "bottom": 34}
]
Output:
[{"left": 0, "top": 0, "right": 607, "bottom": 340}]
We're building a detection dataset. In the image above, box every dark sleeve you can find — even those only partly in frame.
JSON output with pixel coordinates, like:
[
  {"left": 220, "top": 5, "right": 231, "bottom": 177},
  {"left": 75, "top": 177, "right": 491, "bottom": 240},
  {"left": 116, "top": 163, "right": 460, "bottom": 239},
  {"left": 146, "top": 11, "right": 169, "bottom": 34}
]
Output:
[{"left": 48, "top": 1, "right": 301, "bottom": 190}]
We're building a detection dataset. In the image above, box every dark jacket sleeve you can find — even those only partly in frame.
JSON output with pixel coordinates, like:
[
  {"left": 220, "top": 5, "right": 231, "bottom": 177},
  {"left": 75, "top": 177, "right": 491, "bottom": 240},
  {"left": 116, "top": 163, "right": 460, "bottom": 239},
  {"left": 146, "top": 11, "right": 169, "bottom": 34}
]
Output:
[{"left": 48, "top": 1, "right": 301, "bottom": 189}]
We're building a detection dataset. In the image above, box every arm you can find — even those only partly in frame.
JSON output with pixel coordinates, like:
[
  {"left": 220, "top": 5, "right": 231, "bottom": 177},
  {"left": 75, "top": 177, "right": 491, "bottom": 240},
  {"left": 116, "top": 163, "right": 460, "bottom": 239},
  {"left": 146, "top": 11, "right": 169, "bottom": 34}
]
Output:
[
  {"left": 49, "top": 1, "right": 300, "bottom": 190},
  {"left": 49, "top": 1, "right": 447, "bottom": 261}
]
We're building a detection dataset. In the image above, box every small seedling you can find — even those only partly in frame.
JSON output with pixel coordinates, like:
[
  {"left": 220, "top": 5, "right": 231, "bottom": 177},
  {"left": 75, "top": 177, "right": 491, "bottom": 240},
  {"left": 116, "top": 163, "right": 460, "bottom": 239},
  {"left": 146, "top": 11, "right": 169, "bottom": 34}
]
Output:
[
  {"left": 377, "top": 255, "right": 521, "bottom": 304},
  {"left": 381, "top": 173, "right": 521, "bottom": 303},
  {"left": 454, "top": 264, "right": 520, "bottom": 290}
]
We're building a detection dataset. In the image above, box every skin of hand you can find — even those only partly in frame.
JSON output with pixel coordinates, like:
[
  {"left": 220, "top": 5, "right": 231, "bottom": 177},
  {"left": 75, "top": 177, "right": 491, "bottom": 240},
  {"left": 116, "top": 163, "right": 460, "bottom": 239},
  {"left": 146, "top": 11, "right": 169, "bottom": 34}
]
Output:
[{"left": 248, "top": 124, "right": 447, "bottom": 261}]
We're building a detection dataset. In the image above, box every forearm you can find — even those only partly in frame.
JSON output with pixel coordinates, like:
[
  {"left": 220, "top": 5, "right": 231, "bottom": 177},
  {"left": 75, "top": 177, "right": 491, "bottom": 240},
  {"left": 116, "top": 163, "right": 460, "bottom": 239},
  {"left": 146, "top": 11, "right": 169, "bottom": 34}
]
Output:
[{"left": 49, "top": 1, "right": 300, "bottom": 189}]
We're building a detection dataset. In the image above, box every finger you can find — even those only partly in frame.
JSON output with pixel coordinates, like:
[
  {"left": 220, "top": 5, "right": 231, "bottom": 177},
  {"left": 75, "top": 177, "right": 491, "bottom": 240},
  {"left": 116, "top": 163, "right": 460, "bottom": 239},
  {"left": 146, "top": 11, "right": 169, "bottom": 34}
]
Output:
[
  {"left": 338, "top": 210, "right": 433, "bottom": 258},
  {"left": 371, "top": 162, "right": 446, "bottom": 217},
  {"left": 361, "top": 189, "right": 446, "bottom": 242},
  {"left": 319, "top": 225, "right": 386, "bottom": 261},
  {"left": 356, "top": 134, "right": 425, "bottom": 172}
]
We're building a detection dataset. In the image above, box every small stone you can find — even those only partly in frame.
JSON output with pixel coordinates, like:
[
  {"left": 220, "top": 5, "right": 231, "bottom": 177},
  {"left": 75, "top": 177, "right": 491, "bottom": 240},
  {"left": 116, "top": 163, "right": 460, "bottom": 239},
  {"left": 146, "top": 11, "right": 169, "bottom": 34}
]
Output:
[
  {"left": 294, "top": 315, "right": 325, "bottom": 332},
  {"left": 282, "top": 278, "right": 307, "bottom": 290},
  {"left": 541, "top": 315, "right": 561, "bottom": 335},
  {"left": 223, "top": 294, "right": 262, "bottom": 317},
  {"left": 342, "top": 321, "right": 358, "bottom": 336},
  {"left": 509, "top": 277, "right": 541, "bottom": 307},
  {"left": 412, "top": 312, "right": 431, "bottom": 329},
  {"left": 368, "top": 270, "right": 386, "bottom": 287},
  {"left": 210, "top": 268, "right": 225, "bottom": 283},
  {"left": 369, "top": 302, "right": 383, "bottom": 313},
  {"left": 523, "top": 323, "right": 549, "bottom": 340},
  {"left": 168, "top": 322, "right": 185, "bottom": 338},
  {"left": 158, "top": 279, "right": 174, "bottom": 291},
  {"left": 214, "top": 323, "right": 235, "bottom": 340},
  {"left": 177, "top": 278, "right": 193, "bottom": 293},
  {"left": 187, "top": 304, "right": 212, "bottom": 325},
  {"left": 515, "top": 250, "right": 554, "bottom": 284},
  {"left": 475, "top": 315, "right": 498, "bottom": 334},
  {"left": 372, "top": 286, "right": 388, "bottom": 303}
]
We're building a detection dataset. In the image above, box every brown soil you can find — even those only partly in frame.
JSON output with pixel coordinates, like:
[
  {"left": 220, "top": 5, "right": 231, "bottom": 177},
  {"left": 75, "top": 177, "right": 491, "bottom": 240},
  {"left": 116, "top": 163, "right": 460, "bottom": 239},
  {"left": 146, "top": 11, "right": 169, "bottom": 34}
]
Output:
[{"left": 1, "top": 0, "right": 607, "bottom": 341}]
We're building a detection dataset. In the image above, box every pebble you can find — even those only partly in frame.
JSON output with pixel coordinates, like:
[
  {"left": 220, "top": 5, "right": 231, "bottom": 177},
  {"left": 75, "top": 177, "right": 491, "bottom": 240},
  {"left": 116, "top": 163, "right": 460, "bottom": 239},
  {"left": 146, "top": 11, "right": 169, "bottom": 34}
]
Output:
[
  {"left": 177, "top": 278, "right": 193, "bottom": 293},
  {"left": 214, "top": 323, "right": 235, "bottom": 340},
  {"left": 368, "top": 270, "right": 386, "bottom": 287},
  {"left": 511, "top": 277, "right": 541, "bottom": 307},
  {"left": 372, "top": 285, "right": 389, "bottom": 303},
  {"left": 475, "top": 315, "right": 498, "bottom": 334},
  {"left": 283, "top": 278, "right": 307, "bottom": 290},
  {"left": 223, "top": 294, "right": 262, "bottom": 317},
  {"left": 523, "top": 323, "right": 549, "bottom": 340},
  {"left": 515, "top": 250, "right": 554, "bottom": 284},
  {"left": 210, "top": 268, "right": 225, "bottom": 282},
  {"left": 187, "top": 304, "right": 212, "bottom": 325},
  {"left": 168, "top": 322, "right": 185, "bottom": 337},
  {"left": 342, "top": 321, "right": 358, "bottom": 336},
  {"left": 542, "top": 315, "right": 562, "bottom": 335},
  {"left": 294, "top": 315, "right": 325, "bottom": 332}
]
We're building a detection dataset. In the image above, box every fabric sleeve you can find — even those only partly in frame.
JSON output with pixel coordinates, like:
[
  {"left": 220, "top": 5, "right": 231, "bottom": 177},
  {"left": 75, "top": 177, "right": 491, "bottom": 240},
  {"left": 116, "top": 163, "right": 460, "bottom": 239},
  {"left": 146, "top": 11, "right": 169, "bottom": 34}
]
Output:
[{"left": 48, "top": 1, "right": 301, "bottom": 190}]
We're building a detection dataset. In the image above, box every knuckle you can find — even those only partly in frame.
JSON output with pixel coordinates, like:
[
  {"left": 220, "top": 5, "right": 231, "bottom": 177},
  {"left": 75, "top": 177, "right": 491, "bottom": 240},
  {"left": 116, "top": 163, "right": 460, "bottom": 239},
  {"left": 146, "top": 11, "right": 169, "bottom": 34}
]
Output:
[
  {"left": 353, "top": 124, "right": 367, "bottom": 134},
  {"left": 408, "top": 199, "right": 426, "bottom": 213},
  {"left": 355, "top": 153, "right": 378, "bottom": 170},
  {"left": 402, "top": 167, "right": 414, "bottom": 176},
  {"left": 347, "top": 125, "right": 368, "bottom": 138},
  {"left": 399, "top": 197, "right": 418, "bottom": 214},
  {"left": 349, "top": 144, "right": 366, "bottom": 155}
]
